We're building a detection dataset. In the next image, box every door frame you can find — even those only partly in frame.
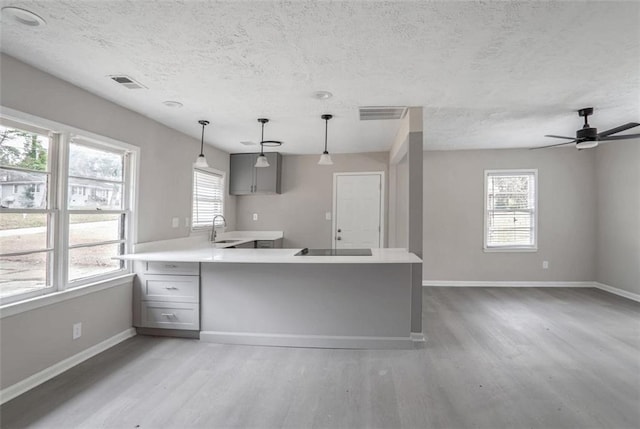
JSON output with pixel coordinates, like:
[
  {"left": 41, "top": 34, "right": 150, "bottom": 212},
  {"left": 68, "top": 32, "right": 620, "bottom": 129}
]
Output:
[{"left": 332, "top": 171, "right": 385, "bottom": 249}]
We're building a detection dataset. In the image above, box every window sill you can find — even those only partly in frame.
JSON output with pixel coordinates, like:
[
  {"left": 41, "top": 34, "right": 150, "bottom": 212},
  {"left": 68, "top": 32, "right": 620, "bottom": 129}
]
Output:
[
  {"left": 483, "top": 247, "right": 538, "bottom": 253},
  {"left": 0, "top": 274, "right": 135, "bottom": 319}
]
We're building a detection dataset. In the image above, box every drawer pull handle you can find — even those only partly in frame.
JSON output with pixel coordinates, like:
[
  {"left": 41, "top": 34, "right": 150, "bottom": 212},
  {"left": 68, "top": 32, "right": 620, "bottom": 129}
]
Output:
[
  {"left": 165, "top": 287, "right": 179, "bottom": 290},
  {"left": 164, "top": 264, "right": 178, "bottom": 268},
  {"left": 161, "top": 313, "right": 176, "bottom": 317}
]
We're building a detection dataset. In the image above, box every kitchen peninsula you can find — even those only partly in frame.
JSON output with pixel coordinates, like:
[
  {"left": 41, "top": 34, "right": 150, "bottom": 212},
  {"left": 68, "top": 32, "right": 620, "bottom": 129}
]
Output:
[{"left": 117, "top": 234, "right": 422, "bottom": 349}]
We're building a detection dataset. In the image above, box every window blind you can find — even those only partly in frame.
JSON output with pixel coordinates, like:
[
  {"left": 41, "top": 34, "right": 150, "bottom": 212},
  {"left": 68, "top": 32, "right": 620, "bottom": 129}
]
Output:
[
  {"left": 485, "top": 171, "right": 537, "bottom": 249},
  {"left": 192, "top": 169, "right": 224, "bottom": 229}
]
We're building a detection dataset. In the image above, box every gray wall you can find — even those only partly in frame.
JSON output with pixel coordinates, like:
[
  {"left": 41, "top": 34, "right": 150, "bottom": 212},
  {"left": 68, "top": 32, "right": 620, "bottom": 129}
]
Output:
[
  {"left": 390, "top": 154, "right": 409, "bottom": 248},
  {"left": 236, "top": 152, "right": 389, "bottom": 248},
  {"left": 0, "top": 283, "right": 132, "bottom": 390},
  {"left": 423, "top": 148, "right": 597, "bottom": 281},
  {"left": 0, "top": 53, "right": 235, "bottom": 242},
  {"left": 595, "top": 140, "right": 640, "bottom": 294},
  {"left": 0, "top": 54, "right": 233, "bottom": 391}
]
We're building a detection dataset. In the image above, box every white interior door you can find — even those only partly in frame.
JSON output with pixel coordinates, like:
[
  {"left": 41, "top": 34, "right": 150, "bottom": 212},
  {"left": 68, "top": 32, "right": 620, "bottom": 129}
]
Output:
[{"left": 333, "top": 173, "right": 383, "bottom": 249}]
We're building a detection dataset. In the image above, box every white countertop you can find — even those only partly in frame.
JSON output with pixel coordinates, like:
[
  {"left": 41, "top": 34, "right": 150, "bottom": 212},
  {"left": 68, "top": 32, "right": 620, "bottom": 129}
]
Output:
[
  {"left": 116, "top": 247, "right": 420, "bottom": 264},
  {"left": 118, "top": 233, "right": 420, "bottom": 264}
]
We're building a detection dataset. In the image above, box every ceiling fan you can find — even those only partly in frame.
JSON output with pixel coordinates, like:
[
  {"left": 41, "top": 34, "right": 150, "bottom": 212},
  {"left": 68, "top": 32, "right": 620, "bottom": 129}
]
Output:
[{"left": 534, "top": 107, "right": 640, "bottom": 150}]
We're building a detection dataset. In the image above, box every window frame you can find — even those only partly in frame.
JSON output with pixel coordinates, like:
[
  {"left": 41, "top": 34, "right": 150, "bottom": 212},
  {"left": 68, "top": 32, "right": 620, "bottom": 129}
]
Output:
[
  {"left": 191, "top": 167, "right": 225, "bottom": 232},
  {"left": 483, "top": 169, "right": 538, "bottom": 252},
  {"left": 0, "top": 110, "right": 138, "bottom": 305}
]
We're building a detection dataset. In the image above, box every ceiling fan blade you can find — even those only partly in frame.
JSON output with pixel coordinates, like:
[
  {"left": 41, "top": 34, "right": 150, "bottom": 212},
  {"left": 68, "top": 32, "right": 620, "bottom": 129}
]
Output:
[
  {"left": 530, "top": 140, "right": 577, "bottom": 150},
  {"left": 599, "top": 133, "right": 640, "bottom": 141},
  {"left": 598, "top": 122, "right": 640, "bottom": 137},
  {"left": 544, "top": 134, "right": 576, "bottom": 140}
]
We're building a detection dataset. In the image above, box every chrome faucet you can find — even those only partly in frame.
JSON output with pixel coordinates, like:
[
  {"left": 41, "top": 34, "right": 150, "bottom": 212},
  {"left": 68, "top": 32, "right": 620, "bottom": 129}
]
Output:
[{"left": 211, "top": 215, "right": 227, "bottom": 242}]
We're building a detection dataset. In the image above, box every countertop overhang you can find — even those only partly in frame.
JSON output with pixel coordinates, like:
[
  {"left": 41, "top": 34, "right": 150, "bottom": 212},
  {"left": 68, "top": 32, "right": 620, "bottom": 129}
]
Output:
[
  {"left": 119, "top": 232, "right": 421, "bottom": 264},
  {"left": 116, "top": 247, "right": 421, "bottom": 264}
]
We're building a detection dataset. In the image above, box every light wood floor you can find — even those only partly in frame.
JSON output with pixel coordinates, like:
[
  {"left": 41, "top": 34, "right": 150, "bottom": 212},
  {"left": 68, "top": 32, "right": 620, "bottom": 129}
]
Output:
[{"left": 1, "top": 287, "right": 639, "bottom": 429}]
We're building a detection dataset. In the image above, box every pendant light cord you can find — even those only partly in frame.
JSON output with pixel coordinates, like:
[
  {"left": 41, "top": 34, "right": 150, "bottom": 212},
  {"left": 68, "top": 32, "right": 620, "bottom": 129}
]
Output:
[
  {"left": 260, "top": 122, "right": 265, "bottom": 155},
  {"left": 200, "top": 123, "right": 205, "bottom": 156},
  {"left": 324, "top": 118, "right": 329, "bottom": 153}
]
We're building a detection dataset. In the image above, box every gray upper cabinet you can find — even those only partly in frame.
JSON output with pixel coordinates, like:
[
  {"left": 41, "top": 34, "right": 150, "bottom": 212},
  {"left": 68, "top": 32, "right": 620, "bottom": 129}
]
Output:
[{"left": 229, "top": 152, "right": 282, "bottom": 195}]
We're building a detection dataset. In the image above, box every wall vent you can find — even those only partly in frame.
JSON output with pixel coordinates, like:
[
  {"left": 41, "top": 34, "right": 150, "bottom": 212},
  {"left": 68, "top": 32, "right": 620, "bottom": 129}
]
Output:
[
  {"left": 359, "top": 106, "right": 407, "bottom": 121},
  {"left": 109, "top": 75, "right": 147, "bottom": 89}
]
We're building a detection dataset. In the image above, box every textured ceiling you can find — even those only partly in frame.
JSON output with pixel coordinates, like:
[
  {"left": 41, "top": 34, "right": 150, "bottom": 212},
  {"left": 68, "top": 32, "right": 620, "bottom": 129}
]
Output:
[{"left": 1, "top": 0, "right": 639, "bottom": 154}]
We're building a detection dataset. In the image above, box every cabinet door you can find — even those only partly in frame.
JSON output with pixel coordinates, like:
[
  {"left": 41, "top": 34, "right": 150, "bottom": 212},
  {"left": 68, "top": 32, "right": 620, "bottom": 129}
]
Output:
[
  {"left": 255, "top": 152, "right": 282, "bottom": 194},
  {"left": 229, "top": 153, "right": 256, "bottom": 195}
]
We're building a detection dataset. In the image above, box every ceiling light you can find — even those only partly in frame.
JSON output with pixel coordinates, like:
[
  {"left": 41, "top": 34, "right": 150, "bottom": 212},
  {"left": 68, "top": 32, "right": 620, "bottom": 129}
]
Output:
[
  {"left": 1, "top": 6, "right": 46, "bottom": 27},
  {"left": 194, "top": 120, "right": 210, "bottom": 168},
  {"left": 314, "top": 91, "right": 333, "bottom": 100},
  {"left": 255, "top": 118, "right": 282, "bottom": 168},
  {"left": 162, "top": 100, "right": 183, "bottom": 108},
  {"left": 576, "top": 140, "right": 598, "bottom": 150},
  {"left": 318, "top": 114, "right": 334, "bottom": 166}
]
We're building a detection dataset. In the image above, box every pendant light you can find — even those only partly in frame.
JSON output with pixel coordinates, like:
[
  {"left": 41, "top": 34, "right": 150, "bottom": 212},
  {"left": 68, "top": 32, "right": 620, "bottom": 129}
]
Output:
[
  {"left": 255, "top": 118, "right": 282, "bottom": 168},
  {"left": 194, "top": 120, "right": 209, "bottom": 168},
  {"left": 318, "top": 114, "right": 333, "bottom": 165}
]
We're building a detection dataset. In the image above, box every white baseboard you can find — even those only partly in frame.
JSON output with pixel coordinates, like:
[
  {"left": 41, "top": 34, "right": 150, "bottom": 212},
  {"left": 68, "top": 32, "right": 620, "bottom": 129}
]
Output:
[
  {"left": 200, "top": 331, "right": 418, "bottom": 349},
  {"left": 410, "top": 332, "right": 426, "bottom": 343},
  {"left": 422, "top": 280, "right": 594, "bottom": 288},
  {"left": 593, "top": 282, "right": 640, "bottom": 302},
  {"left": 0, "top": 327, "right": 136, "bottom": 405}
]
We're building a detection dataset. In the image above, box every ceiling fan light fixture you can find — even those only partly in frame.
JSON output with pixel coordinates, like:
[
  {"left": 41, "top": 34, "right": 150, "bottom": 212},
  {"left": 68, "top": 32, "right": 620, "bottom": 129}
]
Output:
[
  {"left": 318, "top": 114, "right": 334, "bottom": 166},
  {"left": 194, "top": 120, "right": 210, "bottom": 168},
  {"left": 576, "top": 140, "right": 598, "bottom": 150}
]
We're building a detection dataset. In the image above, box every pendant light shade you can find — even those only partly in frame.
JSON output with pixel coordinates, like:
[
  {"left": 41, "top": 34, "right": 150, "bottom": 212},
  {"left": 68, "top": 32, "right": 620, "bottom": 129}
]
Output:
[
  {"left": 255, "top": 118, "right": 282, "bottom": 168},
  {"left": 195, "top": 120, "right": 209, "bottom": 168},
  {"left": 318, "top": 114, "right": 333, "bottom": 165}
]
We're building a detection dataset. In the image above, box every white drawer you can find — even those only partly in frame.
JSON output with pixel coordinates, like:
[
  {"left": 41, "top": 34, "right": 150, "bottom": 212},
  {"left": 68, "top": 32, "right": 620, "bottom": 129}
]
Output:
[
  {"left": 145, "top": 261, "right": 199, "bottom": 275},
  {"left": 140, "top": 301, "right": 199, "bottom": 330},
  {"left": 141, "top": 275, "right": 199, "bottom": 303}
]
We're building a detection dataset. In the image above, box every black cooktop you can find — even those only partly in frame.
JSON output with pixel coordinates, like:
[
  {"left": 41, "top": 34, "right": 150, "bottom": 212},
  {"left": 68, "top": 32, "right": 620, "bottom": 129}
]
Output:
[{"left": 294, "top": 248, "right": 372, "bottom": 256}]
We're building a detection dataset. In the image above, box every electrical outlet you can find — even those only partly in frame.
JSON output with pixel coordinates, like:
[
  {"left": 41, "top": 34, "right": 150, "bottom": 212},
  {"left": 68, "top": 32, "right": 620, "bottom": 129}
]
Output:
[
  {"left": 542, "top": 261, "right": 549, "bottom": 270},
  {"left": 325, "top": 212, "right": 331, "bottom": 221},
  {"left": 171, "top": 217, "right": 179, "bottom": 228},
  {"left": 252, "top": 213, "right": 258, "bottom": 221},
  {"left": 72, "top": 322, "right": 82, "bottom": 340}
]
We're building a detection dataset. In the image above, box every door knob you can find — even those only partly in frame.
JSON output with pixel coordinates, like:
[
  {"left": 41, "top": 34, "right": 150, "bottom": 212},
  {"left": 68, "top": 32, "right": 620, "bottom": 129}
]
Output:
[
  {"left": 337, "top": 228, "right": 342, "bottom": 232},
  {"left": 336, "top": 237, "right": 342, "bottom": 240}
]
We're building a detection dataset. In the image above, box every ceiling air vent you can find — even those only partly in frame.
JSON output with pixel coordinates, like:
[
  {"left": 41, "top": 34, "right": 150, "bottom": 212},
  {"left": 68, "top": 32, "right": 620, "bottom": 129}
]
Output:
[
  {"left": 109, "top": 75, "right": 147, "bottom": 89},
  {"left": 359, "top": 106, "right": 407, "bottom": 121}
]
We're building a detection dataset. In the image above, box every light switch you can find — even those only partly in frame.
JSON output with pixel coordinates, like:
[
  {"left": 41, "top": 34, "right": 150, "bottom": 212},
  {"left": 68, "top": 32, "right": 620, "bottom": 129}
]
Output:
[
  {"left": 252, "top": 213, "right": 258, "bottom": 221},
  {"left": 542, "top": 261, "right": 549, "bottom": 269},
  {"left": 325, "top": 211, "right": 331, "bottom": 221},
  {"left": 171, "top": 217, "right": 179, "bottom": 228},
  {"left": 184, "top": 217, "right": 190, "bottom": 228}
]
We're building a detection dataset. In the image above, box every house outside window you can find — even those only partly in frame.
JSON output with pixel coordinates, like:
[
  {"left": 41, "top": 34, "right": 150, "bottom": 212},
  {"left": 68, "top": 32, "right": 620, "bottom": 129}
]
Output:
[
  {"left": 484, "top": 169, "right": 537, "bottom": 251},
  {"left": 0, "top": 118, "right": 137, "bottom": 304}
]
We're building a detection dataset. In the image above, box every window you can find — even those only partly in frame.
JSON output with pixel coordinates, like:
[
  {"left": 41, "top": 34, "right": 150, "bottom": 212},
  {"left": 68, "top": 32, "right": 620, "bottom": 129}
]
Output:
[
  {"left": 484, "top": 169, "right": 537, "bottom": 251},
  {"left": 0, "top": 117, "right": 137, "bottom": 304},
  {"left": 66, "top": 138, "right": 129, "bottom": 283},
  {"left": 192, "top": 168, "right": 224, "bottom": 230}
]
